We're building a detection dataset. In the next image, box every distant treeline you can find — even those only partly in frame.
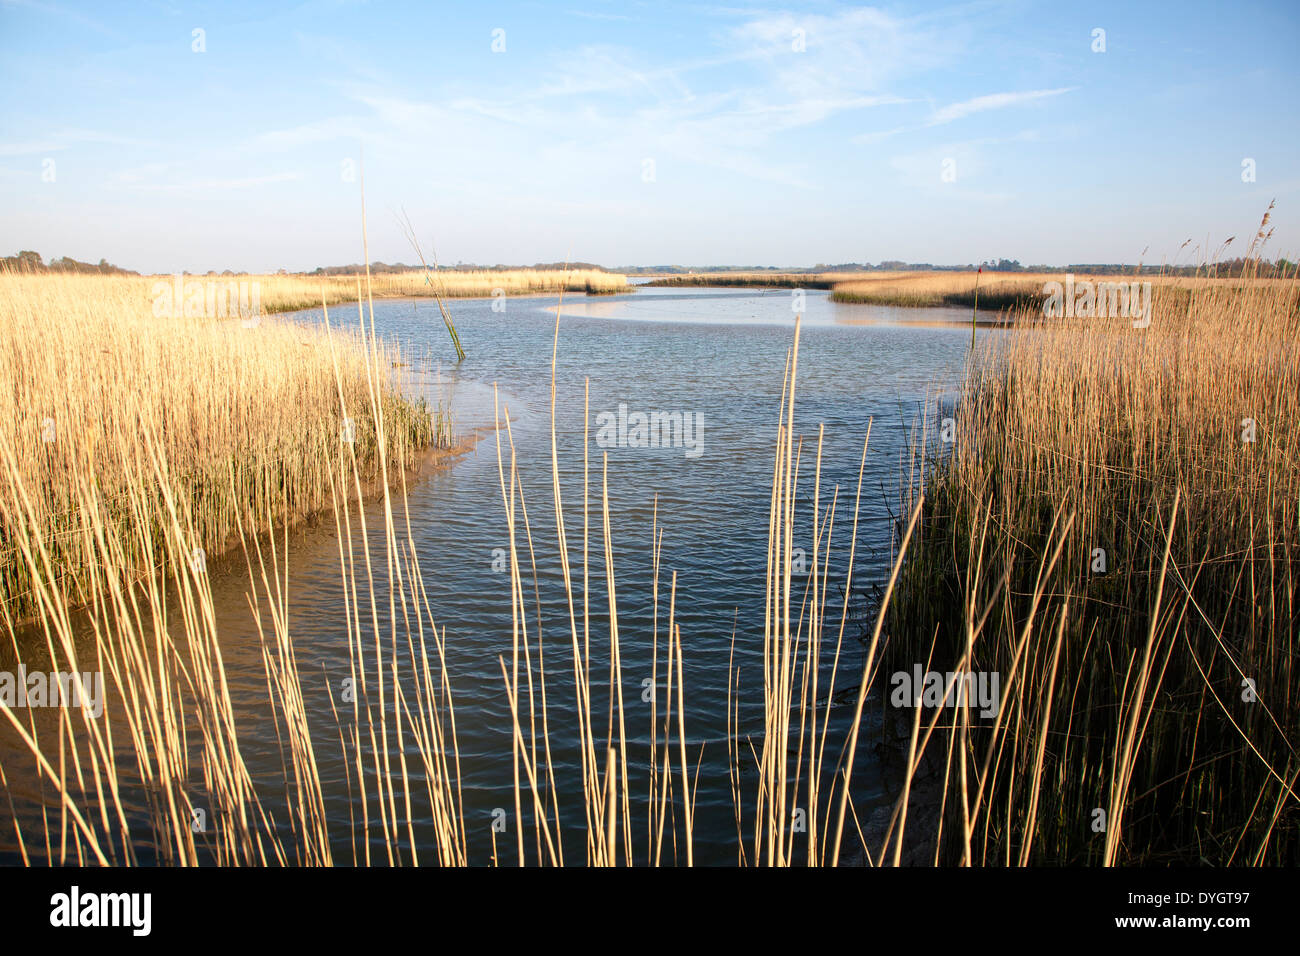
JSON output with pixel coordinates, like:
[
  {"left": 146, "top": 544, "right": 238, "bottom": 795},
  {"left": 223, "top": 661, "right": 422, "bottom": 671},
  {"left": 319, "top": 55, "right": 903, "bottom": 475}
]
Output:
[
  {"left": 645, "top": 274, "right": 836, "bottom": 290},
  {"left": 964, "top": 257, "right": 1298, "bottom": 277},
  {"left": 307, "top": 261, "right": 609, "bottom": 276},
  {"left": 7, "top": 249, "right": 1294, "bottom": 279},
  {"left": 1, "top": 250, "right": 138, "bottom": 275},
  {"left": 621, "top": 257, "right": 1297, "bottom": 277}
]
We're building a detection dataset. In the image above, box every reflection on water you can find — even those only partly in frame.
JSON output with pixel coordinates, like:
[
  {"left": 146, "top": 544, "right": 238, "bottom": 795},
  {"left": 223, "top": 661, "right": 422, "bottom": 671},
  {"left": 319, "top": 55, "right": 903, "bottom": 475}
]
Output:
[{"left": 0, "top": 288, "right": 981, "bottom": 865}]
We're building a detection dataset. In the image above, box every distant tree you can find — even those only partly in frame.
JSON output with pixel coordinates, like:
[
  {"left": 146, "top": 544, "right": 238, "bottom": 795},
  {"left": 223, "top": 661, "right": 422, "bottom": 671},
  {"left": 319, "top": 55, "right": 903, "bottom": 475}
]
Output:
[
  {"left": 1, "top": 250, "right": 136, "bottom": 274},
  {"left": 981, "top": 258, "right": 1024, "bottom": 272}
]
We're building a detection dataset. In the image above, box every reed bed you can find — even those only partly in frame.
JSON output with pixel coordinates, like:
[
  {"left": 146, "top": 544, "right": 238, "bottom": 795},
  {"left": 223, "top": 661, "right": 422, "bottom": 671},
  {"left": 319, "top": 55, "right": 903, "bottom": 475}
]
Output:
[
  {"left": 0, "top": 269, "right": 626, "bottom": 323},
  {"left": 827, "top": 269, "right": 1294, "bottom": 311},
  {"left": 2, "top": 234, "right": 1295, "bottom": 867},
  {"left": 0, "top": 271, "right": 448, "bottom": 626},
  {"left": 830, "top": 271, "right": 1055, "bottom": 309},
  {"left": 260, "top": 269, "right": 628, "bottom": 312},
  {"left": 883, "top": 260, "right": 1300, "bottom": 864},
  {"left": 645, "top": 271, "right": 902, "bottom": 291}
]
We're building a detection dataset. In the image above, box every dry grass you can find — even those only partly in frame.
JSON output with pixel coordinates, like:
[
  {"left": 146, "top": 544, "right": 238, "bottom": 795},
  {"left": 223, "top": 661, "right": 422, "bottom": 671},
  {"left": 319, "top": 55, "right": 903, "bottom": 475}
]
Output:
[
  {"left": 217, "top": 269, "right": 626, "bottom": 314},
  {"left": 1, "top": 237, "right": 1296, "bottom": 867},
  {"left": 884, "top": 268, "right": 1300, "bottom": 864},
  {"left": 0, "top": 270, "right": 448, "bottom": 625},
  {"left": 645, "top": 271, "right": 907, "bottom": 290},
  {"left": 828, "top": 269, "right": 1297, "bottom": 311},
  {"left": 830, "top": 271, "right": 1061, "bottom": 308},
  {"left": 0, "top": 270, "right": 627, "bottom": 324}
]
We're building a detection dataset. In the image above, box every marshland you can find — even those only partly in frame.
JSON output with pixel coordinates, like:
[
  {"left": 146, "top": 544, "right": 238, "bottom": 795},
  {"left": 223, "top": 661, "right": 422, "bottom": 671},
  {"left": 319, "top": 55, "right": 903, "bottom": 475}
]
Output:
[
  {"left": 2, "top": 0, "right": 1298, "bottom": 875},
  {"left": 2, "top": 243, "right": 1296, "bottom": 866}
]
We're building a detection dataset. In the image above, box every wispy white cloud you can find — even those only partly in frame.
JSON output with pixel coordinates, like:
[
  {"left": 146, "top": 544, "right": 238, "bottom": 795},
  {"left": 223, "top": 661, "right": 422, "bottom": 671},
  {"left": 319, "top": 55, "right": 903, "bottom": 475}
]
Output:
[
  {"left": 927, "top": 87, "right": 1076, "bottom": 126},
  {"left": 730, "top": 7, "right": 951, "bottom": 100},
  {"left": 323, "top": 8, "right": 936, "bottom": 189},
  {"left": 249, "top": 117, "right": 370, "bottom": 151},
  {"left": 0, "top": 129, "right": 150, "bottom": 156}
]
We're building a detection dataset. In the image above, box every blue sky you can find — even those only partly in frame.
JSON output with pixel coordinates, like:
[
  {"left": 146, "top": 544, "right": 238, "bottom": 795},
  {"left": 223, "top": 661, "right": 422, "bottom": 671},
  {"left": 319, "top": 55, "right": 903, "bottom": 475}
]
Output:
[{"left": 2, "top": 0, "right": 1297, "bottom": 272}]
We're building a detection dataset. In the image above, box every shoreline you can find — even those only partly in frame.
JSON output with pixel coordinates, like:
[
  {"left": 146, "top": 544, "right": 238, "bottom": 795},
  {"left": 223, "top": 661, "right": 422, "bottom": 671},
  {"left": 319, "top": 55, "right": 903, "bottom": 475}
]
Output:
[
  {"left": 2, "top": 426, "right": 489, "bottom": 643},
  {"left": 261, "top": 285, "right": 630, "bottom": 316},
  {"left": 202, "top": 424, "right": 491, "bottom": 593}
]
